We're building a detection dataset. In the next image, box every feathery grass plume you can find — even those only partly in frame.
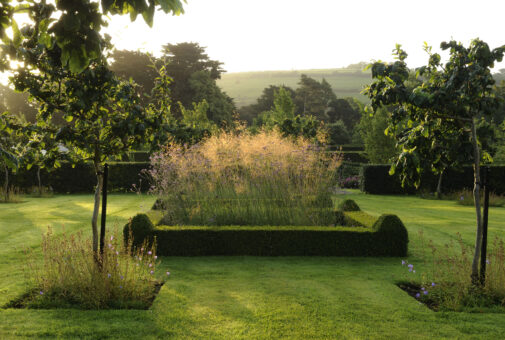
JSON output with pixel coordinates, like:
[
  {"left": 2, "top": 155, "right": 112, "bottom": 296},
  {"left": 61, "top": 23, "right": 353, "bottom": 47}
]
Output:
[{"left": 148, "top": 129, "right": 341, "bottom": 226}]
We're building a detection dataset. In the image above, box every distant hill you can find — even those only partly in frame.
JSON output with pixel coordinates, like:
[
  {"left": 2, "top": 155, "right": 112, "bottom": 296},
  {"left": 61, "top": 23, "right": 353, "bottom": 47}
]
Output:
[{"left": 217, "top": 68, "right": 372, "bottom": 108}]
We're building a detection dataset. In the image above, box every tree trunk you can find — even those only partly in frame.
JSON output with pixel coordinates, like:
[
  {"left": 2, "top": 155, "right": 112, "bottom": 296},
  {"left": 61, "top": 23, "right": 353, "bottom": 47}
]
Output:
[
  {"left": 470, "top": 118, "right": 483, "bottom": 284},
  {"left": 436, "top": 169, "right": 444, "bottom": 198},
  {"left": 91, "top": 161, "right": 103, "bottom": 255},
  {"left": 3, "top": 165, "right": 8, "bottom": 202},
  {"left": 37, "top": 166, "right": 42, "bottom": 196}
]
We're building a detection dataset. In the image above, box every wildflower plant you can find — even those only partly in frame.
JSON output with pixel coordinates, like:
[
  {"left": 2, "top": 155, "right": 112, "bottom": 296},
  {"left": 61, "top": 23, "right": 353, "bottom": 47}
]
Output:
[
  {"left": 148, "top": 130, "right": 341, "bottom": 226},
  {"left": 24, "top": 227, "right": 164, "bottom": 309},
  {"left": 400, "top": 232, "right": 505, "bottom": 311}
]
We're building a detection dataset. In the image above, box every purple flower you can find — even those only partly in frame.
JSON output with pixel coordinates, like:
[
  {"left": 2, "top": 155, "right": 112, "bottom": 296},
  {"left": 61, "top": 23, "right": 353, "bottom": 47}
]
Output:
[
  {"left": 415, "top": 293, "right": 420, "bottom": 298},
  {"left": 149, "top": 263, "right": 153, "bottom": 267},
  {"left": 119, "top": 285, "right": 123, "bottom": 289},
  {"left": 107, "top": 273, "right": 111, "bottom": 278},
  {"left": 116, "top": 251, "right": 119, "bottom": 255},
  {"left": 39, "top": 291, "right": 44, "bottom": 295},
  {"left": 166, "top": 271, "right": 170, "bottom": 276},
  {"left": 401, "top": 260, "right": 406, "bottom": 265},
  {"left": 431, "top": 282, "right": 436, "bottom": 287},
  {"left": 408, "top": 264, "right": 413, "bottom": 269},
  {"left": 148, "top": 251, "right": 152, "bottom": 255},
  {"left": 408, "top": 268, "right": 413, "bottom": 272},
  {"left": 150, "top": 270, "right": 154, "bottom": 275},
  {"left": 486, "top": 259, "right": 490, "bottom": 264},
  {"left": 110, "top": 235, "right": 114, "bottom": 241},
  {"left": 120, "top": 275, "right": 124, "bottom": 280},
  {"left": 421, "top": 287, "right": 425, "bottom": 291},
  {"left": 423, "top": 290, "right": 428, "bottom": 295},
  {"left": 460, "top": 195, "right": 465, "bottom": 201}
]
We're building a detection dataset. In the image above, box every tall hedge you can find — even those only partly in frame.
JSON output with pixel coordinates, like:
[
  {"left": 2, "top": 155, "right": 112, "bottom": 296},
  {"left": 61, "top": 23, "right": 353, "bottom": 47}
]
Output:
[
  {"left": 360, "top": 164, "right": 505, "bottom": 195},
  {"left": 0, "top": 162, "right": 150, "bottom": 193}
]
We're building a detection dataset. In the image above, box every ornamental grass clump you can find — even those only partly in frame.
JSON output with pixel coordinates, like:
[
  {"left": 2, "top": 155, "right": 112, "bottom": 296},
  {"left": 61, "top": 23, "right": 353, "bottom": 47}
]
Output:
[
  {"left": 23, "top": 227, "right": 164, "bottom": 309},
  {"left": 148, "top": 130, "right": 340, "bottom": 226}
]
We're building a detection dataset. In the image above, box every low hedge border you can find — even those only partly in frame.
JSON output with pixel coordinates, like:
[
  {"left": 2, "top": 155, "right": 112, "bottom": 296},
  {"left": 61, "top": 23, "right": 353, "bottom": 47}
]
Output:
[{"left": 124, "top": 211, "right": 408, "bottom": 257}]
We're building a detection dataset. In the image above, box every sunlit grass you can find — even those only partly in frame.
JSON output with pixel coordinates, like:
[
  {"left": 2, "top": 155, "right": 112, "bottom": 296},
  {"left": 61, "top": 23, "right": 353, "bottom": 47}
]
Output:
[{"left": 1, "top": 193, "right": 505, "bottom": 338}]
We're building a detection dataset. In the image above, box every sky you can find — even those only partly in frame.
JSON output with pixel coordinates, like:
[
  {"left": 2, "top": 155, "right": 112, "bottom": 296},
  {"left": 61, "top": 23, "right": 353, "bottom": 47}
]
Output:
[{"left": 105, "top": 0, "right": 505, "bottom": 73}]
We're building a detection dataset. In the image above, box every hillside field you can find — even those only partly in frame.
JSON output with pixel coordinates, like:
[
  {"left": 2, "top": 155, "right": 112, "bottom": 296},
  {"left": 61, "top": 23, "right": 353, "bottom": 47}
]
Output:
[{"left": 217, "top": 68, "right": 372, "bottom": 107}]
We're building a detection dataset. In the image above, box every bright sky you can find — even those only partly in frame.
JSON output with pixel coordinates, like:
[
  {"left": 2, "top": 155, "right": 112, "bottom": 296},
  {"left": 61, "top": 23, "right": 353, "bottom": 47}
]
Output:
[{"left": 105, "top": 0, "right": 505, "bottom": 73}]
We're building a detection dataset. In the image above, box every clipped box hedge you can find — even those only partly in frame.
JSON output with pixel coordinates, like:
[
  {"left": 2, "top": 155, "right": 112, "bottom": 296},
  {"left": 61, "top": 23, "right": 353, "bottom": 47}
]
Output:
[{"left": 124, "top": 211, "right": 408, "bottom": 257}]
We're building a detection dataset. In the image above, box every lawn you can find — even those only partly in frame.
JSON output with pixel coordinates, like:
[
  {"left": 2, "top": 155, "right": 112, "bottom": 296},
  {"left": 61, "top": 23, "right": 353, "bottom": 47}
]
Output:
[{"left": 1, "top": 192, "right": 505, "bottom": 339}]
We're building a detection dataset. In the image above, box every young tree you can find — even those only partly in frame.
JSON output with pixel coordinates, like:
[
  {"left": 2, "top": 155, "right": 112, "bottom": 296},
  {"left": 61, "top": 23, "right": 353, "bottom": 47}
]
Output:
[
  {"left": 10, "top": 27, "right": 168, "bottom": 255},
  {"left": 0, "top": 113, "right": 24, "bottom": 201},
  {"left": 365, "top": 39, "right": 505, "bottom": 283}
]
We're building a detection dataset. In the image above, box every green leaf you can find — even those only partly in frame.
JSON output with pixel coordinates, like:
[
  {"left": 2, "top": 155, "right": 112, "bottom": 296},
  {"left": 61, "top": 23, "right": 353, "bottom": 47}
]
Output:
[
  {"left": 38, "top": 32, "right": 52, "bottom": 48},
  {"left": 388, "top": 163, "right": 396, "bottom": 176},
  {"left": 11, "top": 19, "right": 21, "bottom": 47},
  {"left": 68, "top": 48, "right": 88, "bottom": 73},
  {"left": 60, "top": 47, "right": 70, "bottom": 67},
  {"left": 142, "top": 3, "right": 155, "bottom": 27}
]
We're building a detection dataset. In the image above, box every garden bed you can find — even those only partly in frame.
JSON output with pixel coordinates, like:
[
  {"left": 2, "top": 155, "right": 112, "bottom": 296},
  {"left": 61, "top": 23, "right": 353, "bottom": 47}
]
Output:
[{"left": 3, "top": 281, "right": 164, "bottom": 310}]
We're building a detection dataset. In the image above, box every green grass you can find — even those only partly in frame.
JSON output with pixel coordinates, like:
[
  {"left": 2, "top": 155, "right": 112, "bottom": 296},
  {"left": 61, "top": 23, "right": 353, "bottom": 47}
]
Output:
[
  {"left": 217, "top": 68, "right": 371, "bottom": 107},
  {"left": 2, "top": 192, "right": 505, "bottom": 338}
]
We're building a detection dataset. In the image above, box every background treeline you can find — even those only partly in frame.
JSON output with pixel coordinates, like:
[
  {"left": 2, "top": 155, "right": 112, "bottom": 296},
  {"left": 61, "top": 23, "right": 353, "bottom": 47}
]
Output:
[{"left": 2, "top": 42, "right": 505, "bottom": 169}]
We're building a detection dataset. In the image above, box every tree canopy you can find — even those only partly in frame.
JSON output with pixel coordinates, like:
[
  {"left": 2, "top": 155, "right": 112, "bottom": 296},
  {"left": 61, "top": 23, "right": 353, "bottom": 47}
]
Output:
[
  {"left": 0, "top": 0, "right": 185, "bottom": 73},
  {"left": 364, "top": 39, "right": 505, "bottom": 282}
]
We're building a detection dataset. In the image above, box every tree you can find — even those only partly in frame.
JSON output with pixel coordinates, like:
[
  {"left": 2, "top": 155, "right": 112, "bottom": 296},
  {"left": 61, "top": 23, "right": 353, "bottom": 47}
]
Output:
[
  {"left": 357, "top": 107, "right": 397, "bottom": 163},
  {"left": 253, "top": 87, "right": 295, "bottom": 129},
  {"left": 110, "top": 49, "right": 158, "bottom": 101},
  {"left": 326, "top": 98, "right": 362, "bottom": 129},
  {"left": 11, "top": 26, "right": 168, "bottom": 254},
  {"left": 325, "top": 120, "right": 351, "bottom": 145},
  {"left": 252, "top": 86, "right": 322, "bottom": 142},
  {"left": 364, "top": 39, "right": 505, "bottom": 283},
  {"left": 0, "top": 112, "right": 24, "bottom": 201},
  {"left": 239, "top": 85, "right": 295, "bottom": 125},
  {"left": 161, "top": 42, "right": 235, "bottom": 125},
  {"left": 180, "top": 100, "right": 216, "bottom": 132},
  {"left": 294, "top": 74, "right": 336, "bottom": 121},
  {"left": 188, "top": 70, "right": 235, "bottom": 125}
]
